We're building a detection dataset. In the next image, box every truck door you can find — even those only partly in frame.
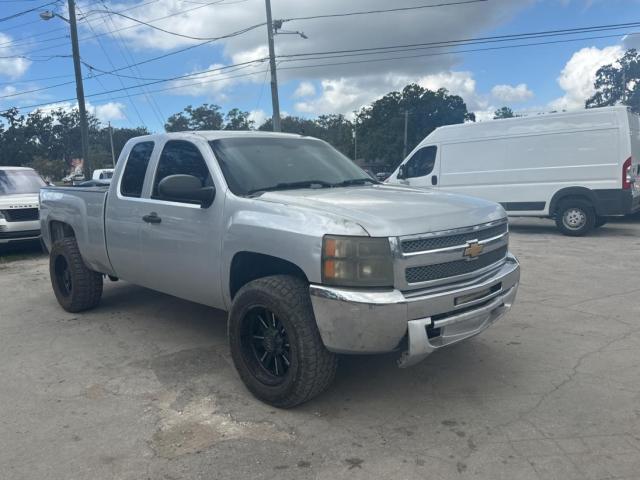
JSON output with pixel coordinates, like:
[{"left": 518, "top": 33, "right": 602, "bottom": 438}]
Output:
[
  {"left": 105, "top": 140, "right": 156, "bottom": 285},
  {"left": 135, "top": 138, "right": 225, "bottom": 308},
  {"left": 397, "top": 145, "right": 440, "bottom": 188}
]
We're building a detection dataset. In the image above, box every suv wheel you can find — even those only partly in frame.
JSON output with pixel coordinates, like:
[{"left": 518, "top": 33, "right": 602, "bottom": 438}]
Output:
[
  {"left": 555, "top": 199, "right": 596, "bottom": 236},
  {"left": 228, "top": 275, "right": 337, "bottom": 408},
  {"left": 50, "top": 238, "right": 103, "bottom": 312}
]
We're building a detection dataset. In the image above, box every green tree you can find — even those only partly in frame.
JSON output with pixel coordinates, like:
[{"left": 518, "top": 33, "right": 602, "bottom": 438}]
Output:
[
  {"left": 356, "top": 84, "right": 472, "bottom": 168},
  {"left": 165, "top": 104, "right": 224, "bottom": 131},
  {"left": 586, "top": 49, "right": 640, "bottom": 113},
  {"left": 259, "top": 114, "right": 354, "bottom": 157},
  {"left": 224, "top": 108, "right": 254, "bottom": 130},
  {"left": 494, "top": 106, "right": 516, "bottom": 119}
]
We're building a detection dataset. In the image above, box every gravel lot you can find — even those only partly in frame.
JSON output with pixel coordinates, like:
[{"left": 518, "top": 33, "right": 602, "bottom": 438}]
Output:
[{"left": 1, "top": 218, "right": 640, "bottom": 480}]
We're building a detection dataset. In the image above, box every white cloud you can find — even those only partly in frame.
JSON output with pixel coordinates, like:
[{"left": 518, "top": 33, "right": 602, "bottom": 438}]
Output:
[
  {"left": 418, "top": 71, "right": 483, "bottom": 107},
  {"left": 0, "top": 33, "right": 31, "bottom": 79},
  {"left": 294, "top": 77, "right": 392, "bottom": 116},
  {"left": 248, "top": 109, "right": 268, "bottom": 127},
  {"left": 94, "top": 0, "right": 532, "bottom": 107},
  {"left": 293, "top": 81, "right": 316, "bottom": 98},
  {"left": 490, "top": 83, "right": 533, "bottom": 103},
  {"left": 92, "top": 102, "right": 126, "bottom": 121},
  {"left": 549, "top": 45, "right": 623, "bottom": 111},
  {"left": 622, "top": 33, "right": 640, "bottom": 50},
  {"left": 33, "top": 101, "right": 126, "bottom": 122}
]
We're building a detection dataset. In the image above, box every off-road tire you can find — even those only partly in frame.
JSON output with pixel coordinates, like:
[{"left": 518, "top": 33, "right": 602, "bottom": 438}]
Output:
[
  {"left": 228, "top": 275, "right": 338, "bottom": 408},
  {"left": 555, "top": 199, "right": 596, "bottom": 236},
  {"left": 50, "top": 238, "right": 103, "bottom": 312}
]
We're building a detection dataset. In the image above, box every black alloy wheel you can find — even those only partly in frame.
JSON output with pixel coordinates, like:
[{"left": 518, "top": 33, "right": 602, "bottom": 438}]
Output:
[{"left": 241, "top": 306, "right": 291, "bottom": 384}]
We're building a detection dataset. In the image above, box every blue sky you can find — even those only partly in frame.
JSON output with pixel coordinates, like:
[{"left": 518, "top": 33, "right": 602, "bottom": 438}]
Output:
[{"left": 0, "top": 0, "right": 638, "bottom": 132}]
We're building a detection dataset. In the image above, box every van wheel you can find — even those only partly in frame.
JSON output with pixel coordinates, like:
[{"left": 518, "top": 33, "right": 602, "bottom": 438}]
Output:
[
  {"left": 555, "top": 200, "right": 595, "bottom": 236},
  {"left": 228, "top": 275, "right": 338, "bottom": 408},
  {"left": 50, "top": 238, "right": 103, "bottom": 312},
  {"left": 595, "top": 216, "right": 607, "bottom": 228}
]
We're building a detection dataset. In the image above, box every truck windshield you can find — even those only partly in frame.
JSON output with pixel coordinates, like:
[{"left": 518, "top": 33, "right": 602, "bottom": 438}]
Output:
[
  {"left": 209, "top": 137, "right": 375, "bottom": 196},
  {"left": 0, "top": 170, "right": 46, "bottom": 195}
]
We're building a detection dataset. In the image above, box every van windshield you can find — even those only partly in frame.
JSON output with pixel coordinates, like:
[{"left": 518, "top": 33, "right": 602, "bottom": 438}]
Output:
[
  {"left": 0, "top": 170, "right": 46, "bottom": 195},
  {"left": 209, "top": 137, "right": 375, "bottom": 196}
]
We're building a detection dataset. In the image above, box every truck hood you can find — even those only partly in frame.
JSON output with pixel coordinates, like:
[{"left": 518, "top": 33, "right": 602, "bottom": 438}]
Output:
[
  {"left": 0, "top": 193, "right": 39, "bottom": 210},
  {"left": 256, "top": 184, "right": 505, "bottom": 237}
]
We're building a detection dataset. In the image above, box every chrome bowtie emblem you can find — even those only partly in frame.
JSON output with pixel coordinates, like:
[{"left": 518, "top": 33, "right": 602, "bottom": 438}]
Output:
[{"left": 463, "top": 241, "right": 484, "bottom": 259}]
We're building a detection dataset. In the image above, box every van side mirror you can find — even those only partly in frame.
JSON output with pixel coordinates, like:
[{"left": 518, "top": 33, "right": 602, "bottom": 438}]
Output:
[
  {"left": 158, "top": 174, "right": 216, "bottom": 208},
  {"left": 397, "top": 164, "right": 407, "bottom": 180}
]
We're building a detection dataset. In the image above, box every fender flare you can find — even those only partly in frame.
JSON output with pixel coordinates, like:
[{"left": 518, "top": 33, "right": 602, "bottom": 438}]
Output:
[{"left": 549, "top": 187, "right": 599, "bottom": 216}]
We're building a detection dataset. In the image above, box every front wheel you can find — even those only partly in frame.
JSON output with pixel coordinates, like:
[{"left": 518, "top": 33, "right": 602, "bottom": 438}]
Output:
[
  {"left": 228, "top": 275, "right": 337, "bottom": 408},
  {"left": 555, "top": 200, "right": 596, "bottom": 236},
  {"left": 50, "top": 238, "right": 103, "bottom": 312}
]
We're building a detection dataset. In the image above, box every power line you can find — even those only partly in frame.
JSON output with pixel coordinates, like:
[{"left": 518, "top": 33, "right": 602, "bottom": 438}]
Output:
[
  {"left": 85, "top": 3, "right": 253, "bottom": 42},
  {"left": 0, "top": 1, "right": 60, "bottom": 23},
  {"left": 0, "top": 59, "right": 268, "bottom": 111},
  {"left": 75, "top": 2, "right": 144, "bottom": 128},
  {"left": 96, "top": 0, "right": 166, "bottom": 130},
  {"left": 0, "top": 0, "right": 163, "bottom": 49},
  {"left": 280, "top": 0, "right": 487, "bottom": 23},
  {"left": 277, "top": 31, "right": 640, "bottom": 70},
  {"left": 3, "top": 23, "right": 638, "bottom": 111},
  {"left": 277, "top": 21, "right": 640, "bottom": 60},
  {"left": 18, "top": 0, "right": 246, "bottom": 56}
]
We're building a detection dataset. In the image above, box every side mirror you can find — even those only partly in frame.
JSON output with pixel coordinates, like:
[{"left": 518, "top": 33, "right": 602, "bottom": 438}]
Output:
[
  {"left": 158, "top": 174, "right": 216, "bottom": 208},
  {"left": 397, "top": 164, "right": 407, "bottom": 180}
]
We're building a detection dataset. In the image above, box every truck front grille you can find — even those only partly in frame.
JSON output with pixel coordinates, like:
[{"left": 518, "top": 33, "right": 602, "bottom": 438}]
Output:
[
  {"left": 405, "top": 246, "right": 508, "bottom": 284},
  {"left": 1, "top": 208, "right": 39, "bottom": 222},
  {"left": 401, "top": 223, "right": 507, "bottom": 253}
]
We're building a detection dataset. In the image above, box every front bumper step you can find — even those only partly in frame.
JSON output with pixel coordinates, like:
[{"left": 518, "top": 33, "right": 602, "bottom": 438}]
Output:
[{"left": 397, "top": 285, "right": 518, "bottom": 367}]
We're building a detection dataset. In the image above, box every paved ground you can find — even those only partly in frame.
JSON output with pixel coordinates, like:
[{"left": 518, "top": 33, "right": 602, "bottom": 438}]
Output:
[{"left": 1, "top": 218, "right": 640, "bottom": 480}]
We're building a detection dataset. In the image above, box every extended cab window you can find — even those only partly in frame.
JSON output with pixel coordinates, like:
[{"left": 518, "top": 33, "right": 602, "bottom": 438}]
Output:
[
  {"left": 152, "top": 140, "right": 212, "bottom": 202},
  {"left": 120, "top": 141, "right": 154, "bottom": 197},
  {"left": 404, "top": 146, "right": 437, "bottom": 179}
]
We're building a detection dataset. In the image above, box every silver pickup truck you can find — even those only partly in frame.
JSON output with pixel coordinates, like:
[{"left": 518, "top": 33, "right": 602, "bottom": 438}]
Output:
[{"left": 40, "top": 131, "right": 520, "bottom": 407}]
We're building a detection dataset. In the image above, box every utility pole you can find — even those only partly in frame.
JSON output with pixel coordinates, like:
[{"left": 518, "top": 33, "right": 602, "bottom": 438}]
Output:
[
  {"left": 403, "top": 110, "right": 409, "bottom": 159},
  {"left": 264, "top": 0, "right": 281, "bottom": 132},
  {"left": 68, "top": 0, "right": 91, "bottom": 180},
  {"left": 108, "top": 121, "right": 116, "bottom": 167}
]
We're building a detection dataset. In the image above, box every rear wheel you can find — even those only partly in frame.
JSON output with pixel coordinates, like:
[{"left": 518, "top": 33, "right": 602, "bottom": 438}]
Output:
[
  {"left": 555, "top": 199, "right": 596, "bottom": 236},
  {"left": 50, "top": 238, "right": 103, "bottom": 312},
  {"left": 228, "top": 275, "right": 337, "bottom": 408}
]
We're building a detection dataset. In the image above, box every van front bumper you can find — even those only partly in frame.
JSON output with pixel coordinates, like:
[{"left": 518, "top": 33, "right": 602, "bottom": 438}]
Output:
[
  {"left": 309, "top": 254, "right": 520, "bottom": 367},
  {"left": 0, "top": 219, "right": 41, "bottom": 244}
]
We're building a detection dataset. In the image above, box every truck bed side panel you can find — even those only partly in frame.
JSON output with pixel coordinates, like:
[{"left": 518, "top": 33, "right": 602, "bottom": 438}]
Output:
[{"left": 40, "top": 186, "right": 114, "bottom": 275}]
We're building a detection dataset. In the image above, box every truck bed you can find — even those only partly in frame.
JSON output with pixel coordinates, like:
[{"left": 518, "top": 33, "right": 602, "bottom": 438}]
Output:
[{"left": 39, "top": 186, "right": 113, "bottom": 276}]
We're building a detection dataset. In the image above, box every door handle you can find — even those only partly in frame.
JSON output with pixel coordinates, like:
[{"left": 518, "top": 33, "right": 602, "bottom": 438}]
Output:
[
  {"left": 142, "top": 212, "right": 162, "bottom": 224},
  {"left": 431, "top": 175, "right": 438, "bottom": 186}
]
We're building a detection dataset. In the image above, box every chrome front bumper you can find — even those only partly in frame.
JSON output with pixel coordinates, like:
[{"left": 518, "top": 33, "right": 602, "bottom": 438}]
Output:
[
  {"left": 309, "top": 254, "right": 520, "bottom": 367},
  {"left": 0, "top": 219, "right": 41, "bottom": 244}
]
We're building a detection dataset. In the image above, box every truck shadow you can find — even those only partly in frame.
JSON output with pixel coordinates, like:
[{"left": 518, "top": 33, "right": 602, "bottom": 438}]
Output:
[{"left": 94, "top": 280, "right": 512, "bottom": 414}]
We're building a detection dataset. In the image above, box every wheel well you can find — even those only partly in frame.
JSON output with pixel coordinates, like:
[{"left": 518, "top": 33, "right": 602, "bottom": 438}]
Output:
[
  {"left": 549, "top": 188, "right": 596, "bottom": 216},
  {"left": 50, "top": 221, "right": 76, "bottom": 243},
  {"left": 229, "top": 252, "right": 308, "bottom": 299}
]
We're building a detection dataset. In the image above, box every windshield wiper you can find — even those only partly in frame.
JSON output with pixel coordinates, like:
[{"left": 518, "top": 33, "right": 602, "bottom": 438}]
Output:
[
  {"left": 332, "top": 178, "right": 380, "bottom": 187},
  {"left": 247, "top": 180, "right": 333, "bottom": 196}
]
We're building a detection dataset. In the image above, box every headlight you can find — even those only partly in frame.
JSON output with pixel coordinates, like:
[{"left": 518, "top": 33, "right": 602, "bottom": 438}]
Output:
[{"left": 322, "top": 235, "right": 394, "bottom": 287}]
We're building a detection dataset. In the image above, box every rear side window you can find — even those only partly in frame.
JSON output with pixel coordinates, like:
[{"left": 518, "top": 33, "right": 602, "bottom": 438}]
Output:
[
  {"left": 120, "top": 142, "right": 154, "bottom": 197},
  {"left": 404, "top": 146, "right": 437, "bottom": 179},
  {"left": 152, "top": 140, "right": 212, "bottom": 200}
]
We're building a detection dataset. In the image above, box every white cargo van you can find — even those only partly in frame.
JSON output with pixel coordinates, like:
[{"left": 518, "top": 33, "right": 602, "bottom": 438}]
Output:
[{"left": 387, "top": 106, "right": 640, "bottom": 235}]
